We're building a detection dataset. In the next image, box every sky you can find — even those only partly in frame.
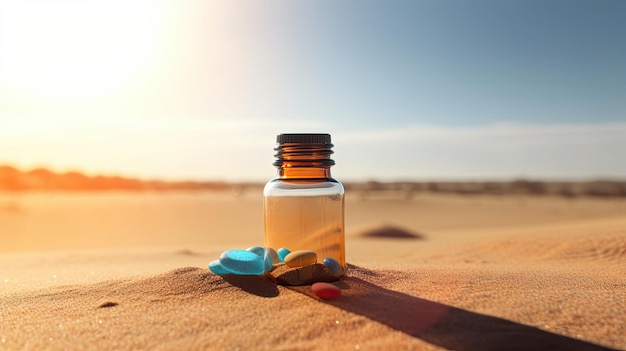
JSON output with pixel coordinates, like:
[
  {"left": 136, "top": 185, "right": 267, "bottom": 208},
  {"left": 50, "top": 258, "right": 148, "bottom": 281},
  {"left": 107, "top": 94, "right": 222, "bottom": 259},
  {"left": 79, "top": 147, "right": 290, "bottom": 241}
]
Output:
[{"left": 0, "top": 0, "right": 624, "bottom": 182}]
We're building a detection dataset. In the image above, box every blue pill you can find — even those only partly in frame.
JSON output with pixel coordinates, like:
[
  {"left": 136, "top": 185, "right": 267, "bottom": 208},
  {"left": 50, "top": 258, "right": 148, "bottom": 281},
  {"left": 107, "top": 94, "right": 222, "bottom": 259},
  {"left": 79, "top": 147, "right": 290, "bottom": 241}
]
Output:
[
  {"left": 219, "top": 249, "right": 265, "bottom": 275},
  {"left": 264, "top": 253, "right": 274, "bottom": 272},
  {"left": 323, "top": 257, "right": 344, "bottom": 276},
  {"left": 208, "top": 260, "right": 232, "bottom": 275},
  {"left": 266, "top": 247, "right": 280, "bottom": 264},
  {"left": 277, "top": 248, "right": 291, "bottom": 262},
  {"left": 246, "top": 246, "right": 265, "bottom": 257},
  {"left": 247, "top": 246, "right": 274, "bottom": 272}
]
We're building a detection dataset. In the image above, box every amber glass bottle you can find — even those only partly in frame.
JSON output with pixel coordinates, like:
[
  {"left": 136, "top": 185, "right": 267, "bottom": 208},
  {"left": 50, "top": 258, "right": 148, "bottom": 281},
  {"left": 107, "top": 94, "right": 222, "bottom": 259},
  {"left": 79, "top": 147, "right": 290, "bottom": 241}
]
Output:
[{"left": 264, "top": 133, "right": 345, "bottom": 281}]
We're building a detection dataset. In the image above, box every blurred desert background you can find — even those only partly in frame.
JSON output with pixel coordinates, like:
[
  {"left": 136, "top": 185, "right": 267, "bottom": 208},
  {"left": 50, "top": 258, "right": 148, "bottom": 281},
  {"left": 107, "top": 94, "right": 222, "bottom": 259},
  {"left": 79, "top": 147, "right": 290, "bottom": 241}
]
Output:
[{"left": 2, "top": 164, "right": 625, "bottom": 253}]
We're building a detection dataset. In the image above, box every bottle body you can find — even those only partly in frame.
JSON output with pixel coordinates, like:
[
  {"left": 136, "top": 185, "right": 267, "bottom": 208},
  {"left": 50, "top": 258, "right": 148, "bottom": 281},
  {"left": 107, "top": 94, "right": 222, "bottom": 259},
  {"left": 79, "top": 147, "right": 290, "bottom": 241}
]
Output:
[
  {"left": 263, "top": 133, "right": 346, "bottom": 285},
  {"left": 264, "top": 178, "right": 345, "bottom": 270}
]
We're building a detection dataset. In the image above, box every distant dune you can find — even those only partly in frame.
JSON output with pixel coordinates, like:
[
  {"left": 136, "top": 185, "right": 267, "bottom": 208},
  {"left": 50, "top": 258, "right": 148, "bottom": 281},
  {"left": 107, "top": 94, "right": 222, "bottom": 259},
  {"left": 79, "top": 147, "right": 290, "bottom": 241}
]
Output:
[
  {"left": 357, "top": 225, "right": 424, "bottom": 239},
  {"left": 346, "top": 179, "right": 626, "bottom": 198},
  {"left": 0, "top": 165, "right": 231, "bottom": 191},
  {"left": 1, "top": 164, "right": 625, "bottom": 197}
]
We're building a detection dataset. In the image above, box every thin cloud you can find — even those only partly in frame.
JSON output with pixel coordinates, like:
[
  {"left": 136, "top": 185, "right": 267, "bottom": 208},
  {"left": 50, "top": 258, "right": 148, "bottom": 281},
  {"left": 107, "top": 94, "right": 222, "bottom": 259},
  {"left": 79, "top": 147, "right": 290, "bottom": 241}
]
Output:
[
  {"left": 338, "top": 122, "right": 626, "bottom": 146},
  {"left": 334, "top": 122, "right": 626, "bottom": 180}
]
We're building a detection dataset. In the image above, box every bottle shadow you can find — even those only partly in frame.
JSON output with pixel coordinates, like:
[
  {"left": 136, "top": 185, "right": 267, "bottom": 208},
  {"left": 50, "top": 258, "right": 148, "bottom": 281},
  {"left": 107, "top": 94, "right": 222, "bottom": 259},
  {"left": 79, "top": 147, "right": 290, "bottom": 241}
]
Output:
[{"left": 287, "top": 277, "right": 616, "bottom": 351}]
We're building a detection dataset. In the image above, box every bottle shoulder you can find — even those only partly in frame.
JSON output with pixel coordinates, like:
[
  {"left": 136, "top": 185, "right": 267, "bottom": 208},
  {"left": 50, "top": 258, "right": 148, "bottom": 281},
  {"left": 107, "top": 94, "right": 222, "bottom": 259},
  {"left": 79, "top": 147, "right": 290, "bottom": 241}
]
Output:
[{"left": 263, "top": 178, "right": 344, "bottom": 197}]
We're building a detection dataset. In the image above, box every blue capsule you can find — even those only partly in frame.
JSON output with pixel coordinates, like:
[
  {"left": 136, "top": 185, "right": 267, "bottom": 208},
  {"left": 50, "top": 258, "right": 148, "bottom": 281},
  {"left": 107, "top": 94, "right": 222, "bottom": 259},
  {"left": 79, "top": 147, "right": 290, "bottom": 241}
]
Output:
[
  {"left": 208, "top": 260, "right": 232, "bottom": 275},
  {"left": 323, "top": 257, "right": 344, "bottom": 276},
  {"left": 277, "top": 248, "right": 291, "bottom": 262},
  {"left": 219, "top": 249, "right": 265, "bottom": 275}
]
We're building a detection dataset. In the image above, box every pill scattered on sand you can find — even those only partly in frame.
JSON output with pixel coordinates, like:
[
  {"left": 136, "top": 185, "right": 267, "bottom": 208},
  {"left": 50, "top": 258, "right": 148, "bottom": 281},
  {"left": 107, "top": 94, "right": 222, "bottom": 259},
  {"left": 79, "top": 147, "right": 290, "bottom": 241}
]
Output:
[
  {"left": 263, "top": 253, "right": 274, "bottom": 272},
  {"left": 246, "top": 246, "right": 265, "bottom": 257},
  {"left": 322, "top": 257, "right": 344, "bottom": 276},
  {"left": 311, "top": 282, "right": 341, "bottom": 299},
  {"left": 246, "top": 246, "right": 276, "bottom": 272},
  {"left": 208, "top": 260, "right": 231, "bottom": 275},
  {"left": 284, "top": 250, "right": 317, "bottom": 268},
  {"left": 219, "top": 250, "right": 265, "bottom": 275},
  {"left": 266, "top": 247, "right": 280, "bottom": 264},
  {"left": 277, "top": 248, "right": 291, "bottom": 262}
]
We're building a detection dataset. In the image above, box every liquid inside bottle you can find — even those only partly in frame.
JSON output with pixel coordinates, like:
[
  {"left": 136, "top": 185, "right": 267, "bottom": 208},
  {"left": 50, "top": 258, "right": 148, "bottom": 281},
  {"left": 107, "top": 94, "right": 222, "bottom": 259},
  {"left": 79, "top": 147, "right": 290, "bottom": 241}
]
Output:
[
  {"left": 263, "top": 133, "right": 345, "bottom": 285},
  {"left": 264, "top": 186, "right": 345, "bottom": 266}
]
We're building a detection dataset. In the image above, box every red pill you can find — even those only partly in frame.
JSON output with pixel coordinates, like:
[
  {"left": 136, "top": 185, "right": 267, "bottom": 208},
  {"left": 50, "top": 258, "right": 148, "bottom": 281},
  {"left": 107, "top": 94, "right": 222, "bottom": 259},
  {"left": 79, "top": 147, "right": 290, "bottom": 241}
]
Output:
[{"left": 311, "top": 282, "right": 341, "bottom": 299}]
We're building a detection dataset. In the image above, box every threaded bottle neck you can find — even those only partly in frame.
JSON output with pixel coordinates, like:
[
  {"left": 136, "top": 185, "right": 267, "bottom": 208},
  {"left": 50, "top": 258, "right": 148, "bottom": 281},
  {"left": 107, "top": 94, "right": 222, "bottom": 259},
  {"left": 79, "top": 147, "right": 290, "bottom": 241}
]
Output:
[{"left": 273, "top": 133, "right": 335, "bottom": 179}]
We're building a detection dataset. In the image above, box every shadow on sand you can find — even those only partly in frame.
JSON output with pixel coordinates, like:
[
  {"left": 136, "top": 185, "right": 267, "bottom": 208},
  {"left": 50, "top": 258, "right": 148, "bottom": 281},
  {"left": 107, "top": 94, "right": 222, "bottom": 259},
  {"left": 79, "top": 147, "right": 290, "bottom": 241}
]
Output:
[
  {"left": 218, "top": 265, "right": 615, "bottom": 350},
  {"left": 358, "top": 225, "right": 425, "bottom": 239},
  {"left": 285, "top": 276, "right": 615, "bottom": 351},
  {"left": 222, "top": 274, "right": 280, "bottom": 298}
]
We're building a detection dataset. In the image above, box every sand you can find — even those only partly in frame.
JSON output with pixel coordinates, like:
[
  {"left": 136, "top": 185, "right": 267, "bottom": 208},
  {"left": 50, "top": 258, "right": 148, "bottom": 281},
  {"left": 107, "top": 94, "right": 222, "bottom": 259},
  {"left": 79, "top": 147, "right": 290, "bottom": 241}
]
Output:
[{"left": 1, "top": 192, "right": 625, "bottom": 350}]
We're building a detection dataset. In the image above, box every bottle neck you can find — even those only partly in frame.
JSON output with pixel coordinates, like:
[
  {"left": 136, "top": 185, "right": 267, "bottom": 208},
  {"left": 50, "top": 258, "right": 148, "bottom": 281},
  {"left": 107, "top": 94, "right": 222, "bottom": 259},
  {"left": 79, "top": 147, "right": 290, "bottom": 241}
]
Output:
[
  {"left": 273, "top": 142, "right": 334, "bottom": 180},
  {"left": 277, "top": 167, "right": 331, "bottom": 179}
]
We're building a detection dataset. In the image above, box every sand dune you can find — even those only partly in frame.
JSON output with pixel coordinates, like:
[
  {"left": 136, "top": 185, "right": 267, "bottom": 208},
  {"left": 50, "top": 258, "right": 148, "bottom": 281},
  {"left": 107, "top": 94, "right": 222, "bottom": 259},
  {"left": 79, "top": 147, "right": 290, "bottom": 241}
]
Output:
[
  {"left": 428, "top": 217, "right": 626, "bottom": 266},
  {"left": 2, "top": 262, "right": 623, "bottom": 350},
  {"left": 1, "top": 193, "right": 626, "bottom": 350}
]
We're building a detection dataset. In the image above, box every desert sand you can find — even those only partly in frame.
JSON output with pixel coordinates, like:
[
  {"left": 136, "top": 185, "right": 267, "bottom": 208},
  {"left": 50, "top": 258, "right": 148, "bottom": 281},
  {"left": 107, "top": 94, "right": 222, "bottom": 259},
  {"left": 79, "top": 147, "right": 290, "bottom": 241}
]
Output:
[{"left": 1, "top": 191, "right": 625, "bottom": 350}]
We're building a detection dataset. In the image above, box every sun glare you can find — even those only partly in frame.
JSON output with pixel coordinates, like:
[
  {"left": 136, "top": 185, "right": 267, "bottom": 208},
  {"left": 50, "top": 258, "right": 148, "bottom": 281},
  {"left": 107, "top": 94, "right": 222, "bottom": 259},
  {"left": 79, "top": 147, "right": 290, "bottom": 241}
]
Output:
[{"left": 0, "top": 1, "right": 165, "bottom": 101}]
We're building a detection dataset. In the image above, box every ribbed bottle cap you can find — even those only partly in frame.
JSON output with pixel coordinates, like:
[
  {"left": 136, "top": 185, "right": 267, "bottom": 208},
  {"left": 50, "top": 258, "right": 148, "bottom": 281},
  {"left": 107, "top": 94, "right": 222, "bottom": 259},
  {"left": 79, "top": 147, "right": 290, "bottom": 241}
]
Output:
[{"left": 276, "top": 133, "right": 331, "bottom": 144}]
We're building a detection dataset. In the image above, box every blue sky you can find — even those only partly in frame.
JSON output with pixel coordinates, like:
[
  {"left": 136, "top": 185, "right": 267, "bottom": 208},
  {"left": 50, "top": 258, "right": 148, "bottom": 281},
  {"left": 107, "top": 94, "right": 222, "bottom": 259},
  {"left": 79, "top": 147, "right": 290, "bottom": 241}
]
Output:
[
  {"left": 0, "top": 0, "right": 624, "bottom": 181},
  {"left": 281, "top": 0, "right": 625, "bottom": 127}
]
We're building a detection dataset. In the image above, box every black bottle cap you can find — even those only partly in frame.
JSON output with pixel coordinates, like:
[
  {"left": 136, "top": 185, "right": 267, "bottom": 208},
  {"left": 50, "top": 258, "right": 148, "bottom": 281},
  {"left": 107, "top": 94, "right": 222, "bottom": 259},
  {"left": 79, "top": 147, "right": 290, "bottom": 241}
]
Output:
[{"left": 276, "top": 133, "right": 331, "bottom": 144}]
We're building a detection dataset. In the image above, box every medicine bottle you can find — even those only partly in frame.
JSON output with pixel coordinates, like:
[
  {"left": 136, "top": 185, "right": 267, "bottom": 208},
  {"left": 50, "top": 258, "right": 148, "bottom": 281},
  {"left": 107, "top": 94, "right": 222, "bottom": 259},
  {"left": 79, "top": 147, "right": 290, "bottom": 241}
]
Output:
[{"left": 264, "top": 133, "right": 345, "bottom": 284}]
